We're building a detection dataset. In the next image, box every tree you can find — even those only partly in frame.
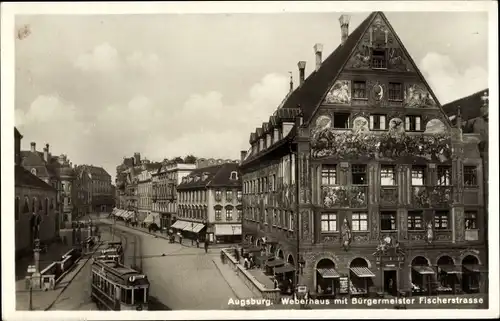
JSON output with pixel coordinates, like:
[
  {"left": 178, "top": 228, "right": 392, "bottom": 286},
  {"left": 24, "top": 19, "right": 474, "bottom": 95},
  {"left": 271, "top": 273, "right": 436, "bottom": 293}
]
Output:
[
  {"left": 172, "top": 157, "right": 184, "bottom": 164},
  {"left": 184, "top": 155, "right": 197, "bottom": 164}
]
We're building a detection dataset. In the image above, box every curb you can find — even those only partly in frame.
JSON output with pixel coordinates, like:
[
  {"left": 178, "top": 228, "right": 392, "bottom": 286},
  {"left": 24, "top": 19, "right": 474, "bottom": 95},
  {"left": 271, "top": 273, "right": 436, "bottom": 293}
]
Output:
[
  {"left": 44, "top": 242, "right": 103, "bottom": 311},
  {"left": 212, "top": 258, "right": 242, "bottom": 300}
]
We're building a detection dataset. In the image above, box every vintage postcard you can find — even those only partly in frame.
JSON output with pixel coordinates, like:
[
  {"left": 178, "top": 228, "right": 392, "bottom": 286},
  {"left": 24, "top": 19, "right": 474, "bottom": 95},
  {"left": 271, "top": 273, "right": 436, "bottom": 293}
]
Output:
[{"left": 1, "top": 1, "right": 498, "bottom": 320}]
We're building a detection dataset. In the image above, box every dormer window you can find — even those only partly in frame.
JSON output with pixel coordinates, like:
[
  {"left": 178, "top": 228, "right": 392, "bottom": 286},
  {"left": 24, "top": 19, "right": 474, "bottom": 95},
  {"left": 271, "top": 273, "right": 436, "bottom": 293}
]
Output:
[
  {"left": 371, "top": 49, "right": 387, "bottom": 69},
  {"left": 31, "top": 168, "right": 37, "bottom": 176},
  {"left": 230, "top": 171, "right": 238, "bottom": 180}
]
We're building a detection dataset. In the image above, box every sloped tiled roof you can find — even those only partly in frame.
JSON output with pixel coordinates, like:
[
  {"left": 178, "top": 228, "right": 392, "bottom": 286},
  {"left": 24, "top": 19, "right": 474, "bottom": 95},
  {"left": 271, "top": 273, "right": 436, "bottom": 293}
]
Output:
[
  {"left": 442, "top": 89, "right": 489, "bottom": 122},
  {"left": 79, "top": 165, "right": 111, "bottom": 177},
  {"left": 280, "top": 12, "right": 378, "bottom": 123},
  {"left": 177, "top": 163, "right": 241, "bottom": 190},
  {"left": 15, "top": 165, "right": 56, "bottom": 191}
]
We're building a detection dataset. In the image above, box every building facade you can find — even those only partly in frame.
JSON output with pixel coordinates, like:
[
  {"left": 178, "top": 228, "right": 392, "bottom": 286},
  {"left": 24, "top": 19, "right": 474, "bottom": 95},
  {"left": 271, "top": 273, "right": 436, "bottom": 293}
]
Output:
[
  {"left": 15, "top": 128, "right": 58, "bottom": 258},
  {"left": 137, "top": 162, "right": 161, "bottom": 224},
  {"left": 20, "top": 141, "right": 77, "bottom": 226},
  {"left": 240, "top": 12, "right": 486, "bottom": 298},
  {"left": 73, "top": 166, "right": 92, "bottom": 218},
  {"left": 176, "top": 161, "right": 242, "bottom": 243},
  {"left": 76, "top": 165, "right": 114, "bottom": 214},
  {"left": 152, "top": 161, "right": 197, "bottom": 231}
]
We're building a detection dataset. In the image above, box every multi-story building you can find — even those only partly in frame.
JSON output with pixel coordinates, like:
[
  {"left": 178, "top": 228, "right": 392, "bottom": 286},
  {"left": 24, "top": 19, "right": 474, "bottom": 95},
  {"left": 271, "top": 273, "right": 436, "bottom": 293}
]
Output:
[
  {"left": 20, "top": 140, "right": 77, "bottom": 226},
  {"left": 136, "top": 161, "right": 161, "bottom": 224},
  {"left": 76, "top": 165, "right": 114, "bottom": 214},
  {"left": 176, "top": 160, "right": 242, "bottom": 243},
  {"left": 15, "top": 127, "right": 58, "bottom": 258},
  {"left": 240, "top": 11, "right": 486, "bottom": 297},
  {"left": 152, "top": 161, "right": 197, "bottom": 231},
  {"left": 73, "top": 166, "right": 92, "bottom": 218},
  {"left": 115, "top": 153, "right": 142, "bottom": 221}
]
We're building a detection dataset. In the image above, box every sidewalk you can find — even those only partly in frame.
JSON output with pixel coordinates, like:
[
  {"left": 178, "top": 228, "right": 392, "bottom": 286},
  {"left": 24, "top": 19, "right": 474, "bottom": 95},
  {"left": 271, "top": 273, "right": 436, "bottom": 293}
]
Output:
[
  {"left": 15, "top": 241, "right": 73, "bottom": 281},
  {"left": 212, "top": 257, "right": 259, "bottom": 300},
  {"left": 248, "top": 269, "right": 275, "bottom": 289},
  {"left": 16, "top": 243, "right": 102, "bottom": 311}
]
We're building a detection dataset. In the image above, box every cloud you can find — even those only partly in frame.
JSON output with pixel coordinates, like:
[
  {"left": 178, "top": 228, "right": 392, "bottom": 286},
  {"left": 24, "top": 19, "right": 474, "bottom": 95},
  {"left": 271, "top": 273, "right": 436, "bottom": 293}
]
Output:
[
  {"left": 74, "top": 42, "right": 119, "bottom": 72},
  {"left": 126, "top": 51, "right": 161, "bottom": 74},
  {"left": 419, "top": 52, "right": 488, "bottom": 104}
]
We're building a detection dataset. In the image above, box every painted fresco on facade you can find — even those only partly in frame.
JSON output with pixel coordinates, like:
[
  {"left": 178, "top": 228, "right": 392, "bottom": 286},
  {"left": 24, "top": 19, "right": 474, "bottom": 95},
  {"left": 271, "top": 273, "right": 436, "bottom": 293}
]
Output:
[
  {"left": 352, "top": 116, "right": 370, "bottom": 134},
  {"left": 404, "top": 83, "right": 437, "bottom": 108},
  {"left": 324, "top": 80, "right": 351, "bottom": 104},
  {"left": 424, "top": 119, "right": 447, "bottom": 134}
]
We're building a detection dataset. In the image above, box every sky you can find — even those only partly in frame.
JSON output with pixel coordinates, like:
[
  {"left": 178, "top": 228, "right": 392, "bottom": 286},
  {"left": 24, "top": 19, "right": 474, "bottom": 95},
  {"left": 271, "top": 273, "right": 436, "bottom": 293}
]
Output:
[{"left": 13, "top": 11, "right": 489, "bottom": 181}]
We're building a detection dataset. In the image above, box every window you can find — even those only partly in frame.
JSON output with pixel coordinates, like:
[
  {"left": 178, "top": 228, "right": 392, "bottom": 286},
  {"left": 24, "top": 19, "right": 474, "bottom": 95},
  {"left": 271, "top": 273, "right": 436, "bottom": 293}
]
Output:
[
  {"left": 465, "top": 211, "right": 477, "bottom": 230},
  {"left": 370, "top": 114, "right": 387, "bottom": 130},
  {"left": 215, "top": 190, "right": 222, "bottom": 202},
  {"left": 226, "top": 190, "right": 233, "bottom": 202},
  {"left": 434, "top": 210, "right": 449, "bottom": 230},
  {"left": 230, "top": 171, "right": 238, "bottom": 180},
  {"left": 380, "top": 211, "right": 397, "bottom": 231},
  {"left": 388, "top": 82, "right": 403, "bottom": 101},
  {"left": 273, "top": 209, "right": 277, "bottom": 225},
  {"left": 411, "top": 166, "right": 426, "bottom": 186},
  {"left": 15, "top": 197, "right": 20, "bottom": 221},
  {"left": 333, "top": 113, "right": 350, "bottom": 129},
  {"left": 380, "top": 165, "right": 396, "bottom": 186},
  {"left": 464, "top": 166, "right": 478, "bottom": 186},
  {"left": 437, "top": 166, "right": 452, "bottom": 186},
  {"left": 371, "top": 49, "right": 387, "bottom": 69},
  {"left": 408, "top": 211, "right": 423, "bottom": 230},
  {"left": 351, "top": 213, "right": 368, "bottom": 231},
  {"left": 353, "top": 81, "right": 367, "bottom": 99},
  {"left": 237, "top": 209, "right": 242, "bottom": 221},
  {"left": 237, "top": 191, "right": 242, "bottom": 202},
  {"left": 45, "top": 198, "right": 49, "bottom": 215},
  {"left": 121, "top": 288, "right": 133, "bottom": 305},
  {"left": 405, "top": 115, "right": 422, "bottom": 131},
  {"left": 352, "top": 165, "right": 367, "bottom": 185},
  {"left": 321, "top": 165, "right": 337, "bottom": 185},
  {"left": 226, "top": 208, "right": 233, "bottom": 221},
  {"left": 215, "top": 209, "right": 222, "bottom": 221},
  {"left": 32, "top": 198, "right": 36, "bottom": 213},
  {"left": 320, "top": 213, "right": 337, "bottom": 232},
  {"left": 31, "top": 168, "right": 37, "bottom": 176}
]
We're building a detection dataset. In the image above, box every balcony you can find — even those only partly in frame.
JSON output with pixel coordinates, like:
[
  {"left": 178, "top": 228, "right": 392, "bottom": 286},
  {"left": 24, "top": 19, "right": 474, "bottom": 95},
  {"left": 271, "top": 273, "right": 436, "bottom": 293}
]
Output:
[
  {"left": 380, "top": 187, "right": 398, "bottom": 207},
  {"left": 412, "top": 186, "right": 452, "bottom": 208},
  {"left": 322, "top": 185, "right": 368, "bottom": 208}
]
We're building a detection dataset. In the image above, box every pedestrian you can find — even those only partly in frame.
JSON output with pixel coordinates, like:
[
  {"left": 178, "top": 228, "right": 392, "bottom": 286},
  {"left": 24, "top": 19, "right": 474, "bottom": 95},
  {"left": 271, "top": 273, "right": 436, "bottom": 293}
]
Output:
[
  {"left": 244, "top": 257, "right": 249, "bottom": 269},
  {"left": 179, "top": 234, "right": 183, "bottom": 244},
  {"left": 196, "top": 238, "right": 200, "bottom": 248},
  {"left": 204, "top": 240, "right": 208, "bottom": 253},
  {"left": 234, "top": 247, "right": 240, "bottom": 263},
  {"left": 191, "top": 237, "right": 194, "bottom": 246}
]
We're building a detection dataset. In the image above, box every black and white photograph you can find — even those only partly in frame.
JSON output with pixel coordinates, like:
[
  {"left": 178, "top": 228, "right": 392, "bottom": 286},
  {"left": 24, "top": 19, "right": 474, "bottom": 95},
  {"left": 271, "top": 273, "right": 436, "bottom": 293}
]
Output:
[{"left": 1, "top": 1, "right": 498, "bottom": 320}]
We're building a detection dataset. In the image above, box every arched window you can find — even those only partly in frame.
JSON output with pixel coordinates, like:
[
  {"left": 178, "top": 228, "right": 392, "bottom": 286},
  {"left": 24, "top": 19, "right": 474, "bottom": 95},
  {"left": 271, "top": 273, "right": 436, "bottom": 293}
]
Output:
[
  {"left": 32, "top": 198, "right": 36, "bottom": 214},
  {"left": 23, "top": 197, "right": 30, "bottom": 214},
  {"left": 15, "top": 197, "right": 20, "bottom": 221},
  {"left": 230, "top": 171, "right": 238, "bottom": 180},
  {"left": 45, "top": 198, "right": 49, "bottom": 215}
]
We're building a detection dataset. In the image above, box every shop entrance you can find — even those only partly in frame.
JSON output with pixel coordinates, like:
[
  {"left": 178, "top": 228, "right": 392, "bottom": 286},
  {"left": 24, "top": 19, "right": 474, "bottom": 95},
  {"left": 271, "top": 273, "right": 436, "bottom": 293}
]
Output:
[{"left": 383, "top": 270, "right": 397, "bottom": 296}]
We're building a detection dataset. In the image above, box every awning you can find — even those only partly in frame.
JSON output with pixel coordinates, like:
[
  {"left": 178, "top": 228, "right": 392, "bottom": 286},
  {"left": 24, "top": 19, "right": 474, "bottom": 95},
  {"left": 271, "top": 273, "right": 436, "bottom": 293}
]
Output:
[
  {"left": 274, "top": 264, "right": 296, "bottom": 274},
  {"left": 171, "top": 220, "right": 189, "bottom": 230},
  {"left": 439, "top": 265, "right": 462, "bottom": 274},
  {"left": 215, "top": 224, "right": 242, "bottom": 236},
  {"left": 412, "top": 266, "right": 435, "bottom": 275},
  {"left": 256, "top": 255, "right": 274, "bottom": 264},
  {"left": 266, "top": 259, "right": 285, "bottom": 267},
  {"left": 350, "top": 267, "right": 375, "bottom": 278},
  {"left": 192, "top": 224, "right": 205, "bottom": 233},
  {"left": 122, "top": 211, "right": 134, "bottom": 219},
  {"left": 245, "top": 246, "right": 261, "bottom": 253},
  {"left": 463, "top": 264, "right": 487, "bottom": 273},
  {"left": 143, "top": 213, "right": 154, "bottom": 224},
  {"left": 114, "top": 210, "right": 123, "bottom": 217},
  {"left": 183, "top": 222, "right": 196, "bottom": 232},
  {"left": 317, "top": 268, "right": 340, "bottom": 279}
]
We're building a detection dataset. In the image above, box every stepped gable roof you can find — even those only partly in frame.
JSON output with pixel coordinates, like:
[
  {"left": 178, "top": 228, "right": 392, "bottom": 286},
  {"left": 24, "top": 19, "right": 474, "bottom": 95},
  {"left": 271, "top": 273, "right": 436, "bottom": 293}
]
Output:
[
  {"left": 15, "top": 165, "right": 56, "bottom": 191},
  {"left": 442, "top": 89, "right": 489, "bottom": 122},
  {"left": 281, "top": 12, "right": 377, "bottom": 123},
  {"left": 177, "top": 163, "right": 241, "bottom": 190}
]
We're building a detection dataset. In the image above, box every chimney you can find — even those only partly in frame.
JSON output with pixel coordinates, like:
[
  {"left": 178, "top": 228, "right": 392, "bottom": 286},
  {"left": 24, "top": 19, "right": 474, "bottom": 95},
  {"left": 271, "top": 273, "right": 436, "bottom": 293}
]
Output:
[
  {"left": 339, "top": 14, "right": 351, "bottom": 45},
  {"left": 240, "top": 150, "right": 247, "bottom": 163},
  {"left": 30, "top": 142, "right": 36, "bottom": 153},
  {"left": 43, "top": 147, "right": 49, "bottom": 162},
  {"left": 314, "top": 43, "right": 323, "bottom": 71},
  {"left": 134, "top": 152, "right": 141, "bottom": 166},
  {"left": 298, "top": 61, "right": 306, "bottom": 86}
]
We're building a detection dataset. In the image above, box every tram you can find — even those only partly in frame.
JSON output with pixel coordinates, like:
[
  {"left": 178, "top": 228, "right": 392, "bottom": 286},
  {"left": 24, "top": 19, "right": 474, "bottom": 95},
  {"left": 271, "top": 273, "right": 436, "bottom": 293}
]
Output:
[
  {"left": 100, "top": 241, "right": 124, "bottom": 263},
  {"left": 90, "top": 259, "right": 150, "bottom": 310}
]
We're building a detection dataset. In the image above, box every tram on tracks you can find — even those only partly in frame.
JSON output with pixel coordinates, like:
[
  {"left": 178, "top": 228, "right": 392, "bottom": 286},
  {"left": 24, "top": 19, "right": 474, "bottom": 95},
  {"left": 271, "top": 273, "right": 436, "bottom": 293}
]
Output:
[{"left": 90, "top": 258, "right": 150, "bottom": 310}]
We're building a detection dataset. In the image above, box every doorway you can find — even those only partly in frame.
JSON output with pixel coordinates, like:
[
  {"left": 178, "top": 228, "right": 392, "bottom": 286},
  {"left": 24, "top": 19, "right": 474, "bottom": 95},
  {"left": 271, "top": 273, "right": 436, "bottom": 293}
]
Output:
[{"left": 384, "top": 270, "right": 397, "bottom": 296}]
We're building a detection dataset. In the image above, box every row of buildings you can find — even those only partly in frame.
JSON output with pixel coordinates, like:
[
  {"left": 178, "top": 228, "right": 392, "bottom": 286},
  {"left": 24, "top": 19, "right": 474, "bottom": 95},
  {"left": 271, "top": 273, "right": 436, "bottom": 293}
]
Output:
[
  {"left": 238, "top": 12, "right": 489, "bottom": 298},
  {"left": 14, "top": 127, "right": 114, "bottom": 258},
  {"left": 114, "top": 155, "right": 242, "bottom": 243}
]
